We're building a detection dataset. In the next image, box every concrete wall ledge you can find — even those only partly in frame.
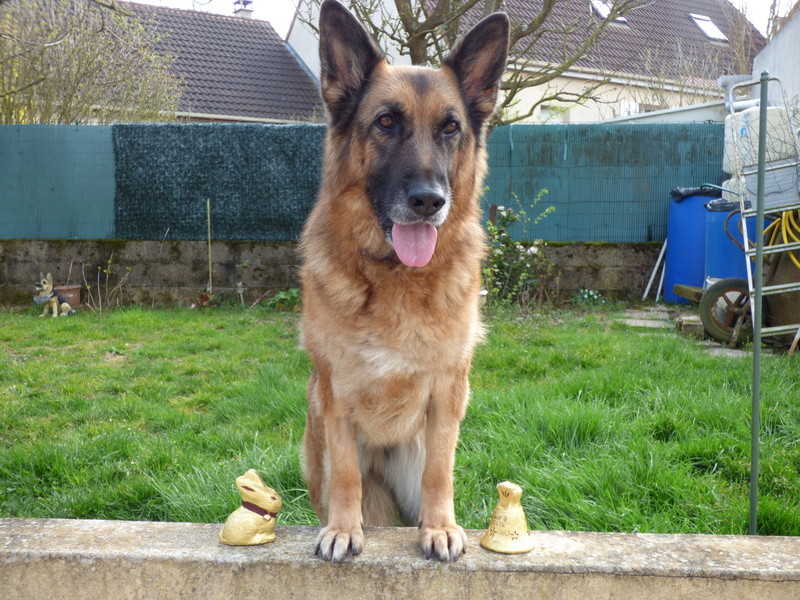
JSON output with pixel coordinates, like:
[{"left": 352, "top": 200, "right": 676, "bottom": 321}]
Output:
[{"left": 2, "top": 518, "right": 800, "bottom": 599}]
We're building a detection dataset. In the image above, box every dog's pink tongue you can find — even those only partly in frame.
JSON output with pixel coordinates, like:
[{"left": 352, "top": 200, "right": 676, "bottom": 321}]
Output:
[{"left": 391, "top": 223, "right": 438, "bottom": 267}]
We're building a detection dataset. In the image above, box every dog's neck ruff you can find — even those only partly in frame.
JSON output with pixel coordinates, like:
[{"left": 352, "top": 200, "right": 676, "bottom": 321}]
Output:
[
  {"left": 241, "top": 501, "right": 277, "bottom": 519},
  {"left": 360, "top": 248, "right": 402, "bottom": 265}
]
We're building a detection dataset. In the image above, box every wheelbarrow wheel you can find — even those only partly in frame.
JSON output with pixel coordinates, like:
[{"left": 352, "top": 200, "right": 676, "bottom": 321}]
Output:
[{"left": 699, "top": 277, "right": 752, "bottom": 344}]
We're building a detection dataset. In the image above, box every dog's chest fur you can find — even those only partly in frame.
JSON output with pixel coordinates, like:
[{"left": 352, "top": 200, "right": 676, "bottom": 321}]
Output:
[{"left": 301, "top": 243, "right": 482, "bottom": 446}]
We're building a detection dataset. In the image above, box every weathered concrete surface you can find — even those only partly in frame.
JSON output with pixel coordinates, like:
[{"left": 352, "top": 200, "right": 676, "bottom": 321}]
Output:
[
  {"left": 675, "top": 314, "right": 706, "bottom": 339},
  {"left": 617, "top": 307, "right": 673, "bottom": 329},
  {"left": 2, "top": 519, "right": 800, "bottom": 600}
]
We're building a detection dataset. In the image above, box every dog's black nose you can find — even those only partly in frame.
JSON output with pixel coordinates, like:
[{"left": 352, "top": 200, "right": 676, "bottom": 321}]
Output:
[{"left": 408, "top": 184, "right": 446, "bottom": 217}]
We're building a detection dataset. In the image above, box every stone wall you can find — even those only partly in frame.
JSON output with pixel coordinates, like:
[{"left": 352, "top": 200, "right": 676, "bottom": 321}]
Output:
[
  {"left": 0, "top": 240, "right": 661, "bottom": 306},
  {"left": 545, "top": 242, "right": 662, "bottom": 299},
  {"left": 0, "top": 239, "right": 299, "bottom": 307}
]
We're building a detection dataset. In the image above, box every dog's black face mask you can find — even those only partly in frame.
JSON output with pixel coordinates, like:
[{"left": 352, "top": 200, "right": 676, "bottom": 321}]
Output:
[
  {"left": 363, "top": 81, "right": 460, "bottom": 267},
  {"left": 318, "top": 0, "right": 509, "bottom": 267}
]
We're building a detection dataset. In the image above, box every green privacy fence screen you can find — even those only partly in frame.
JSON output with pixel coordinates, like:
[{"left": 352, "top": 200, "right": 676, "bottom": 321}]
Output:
[
  {"left": 483, "top": 123, "right": 725, "bottom": 242},
  {"left": 113, "top": 124, "right": 325, "bottom": 241},
  {"left": 0, "top": 122, "right": 724, "bottom": 242},
  {"left": 0, "top": 125, "right": 116, "bottom": 239}
]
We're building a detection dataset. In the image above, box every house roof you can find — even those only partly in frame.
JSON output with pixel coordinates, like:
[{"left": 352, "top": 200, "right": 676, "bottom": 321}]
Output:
[
  {"left": 499, "top": 0, "right": 767, "bottom": 83},
  {"left": 125, "top": 2, "right": 324, "bottom": 122}
]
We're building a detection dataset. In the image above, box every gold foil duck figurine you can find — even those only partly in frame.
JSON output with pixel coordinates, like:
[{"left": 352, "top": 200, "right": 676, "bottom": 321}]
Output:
[
  {"left": 219, "top": 469, "right": 282, "bottom": 546},
  {"left": 480, "top": 481, "right": 536, "bottom": 554}
]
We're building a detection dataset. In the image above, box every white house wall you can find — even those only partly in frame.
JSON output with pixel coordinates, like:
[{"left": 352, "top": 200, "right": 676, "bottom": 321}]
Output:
[
  {"left": 508, "top": 74, "right": 720, "bottom": 123},
  {"left": 287, "top": 1, "right": 410, "bottom": 83},
  {"left": 752, "top": 10, "right": 800, "bottom": 105},
  {"left": 286, "top": 2, "right": 322, "bottom": 81}
]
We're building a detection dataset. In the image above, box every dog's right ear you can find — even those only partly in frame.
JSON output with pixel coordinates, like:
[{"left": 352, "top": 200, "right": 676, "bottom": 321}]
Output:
[
  {"left": 46, "top": 273, "right": 53, "bottom": 284},
  {"left": 318, "top": 0, "right": 383, "bottom": 129}
]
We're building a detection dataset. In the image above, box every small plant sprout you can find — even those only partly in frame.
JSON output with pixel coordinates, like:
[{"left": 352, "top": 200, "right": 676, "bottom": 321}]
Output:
[{"left": 573, "top": 288, "right": 605, "bottom": 308}]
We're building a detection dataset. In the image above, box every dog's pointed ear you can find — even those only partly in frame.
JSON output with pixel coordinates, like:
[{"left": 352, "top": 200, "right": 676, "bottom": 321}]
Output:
[
  {"left": 39, "top": 272, "right": 44, "bottom": 281},
  {"left": 46, "top": 273, "right": 53, "bottom": 284},
  {"left": 444, "top": 13, "right": 510, "bottom": 128},
  {"left": 318, "top": 0, "right": 383, "bottom": 127}
]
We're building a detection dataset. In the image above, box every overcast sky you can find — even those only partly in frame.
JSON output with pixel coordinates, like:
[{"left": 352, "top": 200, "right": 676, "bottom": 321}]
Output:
[{"left": 133, "top": 0, "right": 791, "bottom": 39}]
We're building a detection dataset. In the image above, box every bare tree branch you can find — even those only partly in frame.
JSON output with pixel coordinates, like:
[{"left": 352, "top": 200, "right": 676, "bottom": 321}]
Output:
[
  {"left": 0, "top": 77, "right": 45, "bottom": 97},
  {"left": 0, "top": 0, "right": 182, "bottom": 123},
  {"left": 296, "top": 0, "right": 771, "bottom": 125},
  {"left": 298, "top": 0, "right": 649, "bottom": 125}
]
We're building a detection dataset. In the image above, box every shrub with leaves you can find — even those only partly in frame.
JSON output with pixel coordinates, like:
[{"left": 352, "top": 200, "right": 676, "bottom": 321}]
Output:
[
  {"left": 266, "top": 288, "right": 301, "bottom": 312},
  {"left": 483, "top": 190, "right": 555, "bottom": 308}
]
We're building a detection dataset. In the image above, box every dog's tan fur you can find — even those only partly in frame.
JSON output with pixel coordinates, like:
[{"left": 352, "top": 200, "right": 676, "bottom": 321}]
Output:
[{"left": 299, "top": 0, "right": 508, "bottom": 563}]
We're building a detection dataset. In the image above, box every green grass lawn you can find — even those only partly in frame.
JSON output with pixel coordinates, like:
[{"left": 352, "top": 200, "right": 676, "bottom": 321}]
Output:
[{"left": 1, "top": 304, "right": 798, "bottom": 535}]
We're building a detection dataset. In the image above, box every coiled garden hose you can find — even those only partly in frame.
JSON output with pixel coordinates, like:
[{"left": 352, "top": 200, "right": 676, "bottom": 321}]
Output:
[
  {"left": 764, "top": 209, "right": 800, "bottom": 270},
  {"left": 724, "top": 209, "right": 800, "bottom": 271}
]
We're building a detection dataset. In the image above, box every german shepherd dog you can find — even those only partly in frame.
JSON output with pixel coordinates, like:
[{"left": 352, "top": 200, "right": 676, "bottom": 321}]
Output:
[{"left": 300, "top": 0, "right": 509, "bottom": 562}]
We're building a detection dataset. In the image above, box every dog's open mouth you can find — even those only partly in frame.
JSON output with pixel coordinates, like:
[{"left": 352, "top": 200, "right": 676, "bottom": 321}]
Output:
[{"left": 391, "top": 223, "right": 438, "bottom": 267}]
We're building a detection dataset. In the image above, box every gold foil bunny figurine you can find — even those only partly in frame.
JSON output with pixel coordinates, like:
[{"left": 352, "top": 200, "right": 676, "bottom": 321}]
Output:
[
  {"left": 480, "top": 481, "right": 536, "bottom": 554},
  {"left": 219, "top": 469, "right": 283, "bottom": 546}
]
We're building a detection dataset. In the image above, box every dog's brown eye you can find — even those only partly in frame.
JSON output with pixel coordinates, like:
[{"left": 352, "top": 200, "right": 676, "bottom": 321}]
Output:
[
  {"left": 443, "top": 120, "right": 460, "bottom": 135},
  {"left": 377, "top": 115, "right": 395, "bottom": 130}
]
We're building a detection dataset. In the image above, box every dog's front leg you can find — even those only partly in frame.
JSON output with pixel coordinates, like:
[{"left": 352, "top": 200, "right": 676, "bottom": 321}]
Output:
[
  {"left": 315, "top": 413, "right": 364, "bottom": 562},
  {"left": 418, "top": 370, "right": 469, "bottom": 562}
]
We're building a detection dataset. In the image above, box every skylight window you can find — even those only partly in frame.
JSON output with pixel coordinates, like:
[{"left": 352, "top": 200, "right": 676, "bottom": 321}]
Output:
[
  {"left": 590, "top": 0, "right": 628, "bottom": 24},
  {"left": 690, "top": 13, "right": 728, "bottom": 41}
]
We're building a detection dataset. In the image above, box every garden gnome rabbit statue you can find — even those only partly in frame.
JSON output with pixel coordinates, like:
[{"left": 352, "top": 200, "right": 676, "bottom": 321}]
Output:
[
  {"left": 480, "top": 481, "right": 536, "bottom": 554},
  {"left": 219, "top": 469, "right": 282, "bottom": 546}
]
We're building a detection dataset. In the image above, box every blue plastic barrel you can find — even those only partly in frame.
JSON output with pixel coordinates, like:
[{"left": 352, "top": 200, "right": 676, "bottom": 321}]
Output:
[
  {"left": 664, "top": 194, "right": 708, "bottom": 303},
  {"left": 704, "top": 201, "right": 754, "bottom": 282}
]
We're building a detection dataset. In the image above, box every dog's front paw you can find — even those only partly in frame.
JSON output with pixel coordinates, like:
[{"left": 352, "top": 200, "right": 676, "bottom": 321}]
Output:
[
  {"left": 315, "top": 525, "right": 364, "bottom": 563},
  {"left": 419, "top": 524, "right": 467, "bottom": 562}
]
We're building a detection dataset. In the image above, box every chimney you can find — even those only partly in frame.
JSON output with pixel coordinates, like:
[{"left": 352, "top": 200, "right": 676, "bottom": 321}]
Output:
[{"left": 233, "top": 0, "right": 253, "bottom": 19}]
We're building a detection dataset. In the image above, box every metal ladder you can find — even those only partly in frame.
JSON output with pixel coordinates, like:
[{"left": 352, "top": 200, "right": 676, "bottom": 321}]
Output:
[{"left": 725, "top": 74, "right": 800, "bottom": 351}]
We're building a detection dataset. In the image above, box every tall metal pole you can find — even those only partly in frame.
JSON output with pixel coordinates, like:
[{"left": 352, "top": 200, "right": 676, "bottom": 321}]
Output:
[
  {"left": 206, "top": 198, "right": 213, "bottom": 295},
  {"left": 749, "top": 70, "right": 769, "bottom": 535}
]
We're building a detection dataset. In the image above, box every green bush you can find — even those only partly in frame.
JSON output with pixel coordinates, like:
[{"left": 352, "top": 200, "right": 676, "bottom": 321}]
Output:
[
  {"left": 266, "top": 288, "right": 301, "bottom": 312},
  {"left": 483, "top": 190, "right": 555, "bottom": 308}
]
